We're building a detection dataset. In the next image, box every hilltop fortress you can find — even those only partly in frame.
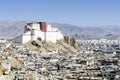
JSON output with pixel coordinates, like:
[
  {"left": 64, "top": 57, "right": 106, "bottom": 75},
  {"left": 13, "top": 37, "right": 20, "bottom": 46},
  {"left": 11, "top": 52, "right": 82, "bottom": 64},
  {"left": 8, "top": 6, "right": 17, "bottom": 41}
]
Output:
[{"left": 14, "top": 22, "right": 64, "bottom": 44}]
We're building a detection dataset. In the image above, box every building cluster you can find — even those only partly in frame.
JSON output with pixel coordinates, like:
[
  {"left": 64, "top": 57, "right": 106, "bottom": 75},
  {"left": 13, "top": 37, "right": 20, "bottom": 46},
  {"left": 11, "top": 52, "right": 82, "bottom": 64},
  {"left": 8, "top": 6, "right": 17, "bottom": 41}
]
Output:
[
  {"left": 14, "top": 22, "right": 63, "bottom": 44},
  {"left": 77, "top": 39, "right": 120, "bottom": 44},
  {"left": 0, "top": 39, "right": 120, "bottom": 80}
]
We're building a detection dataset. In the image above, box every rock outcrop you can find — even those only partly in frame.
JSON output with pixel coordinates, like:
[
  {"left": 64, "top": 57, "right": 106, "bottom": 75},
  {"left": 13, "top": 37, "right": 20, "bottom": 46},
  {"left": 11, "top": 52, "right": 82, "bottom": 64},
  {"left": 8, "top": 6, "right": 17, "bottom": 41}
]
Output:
[
  {"left": 24, "top": 37, "right": 80, "bottom": 52},
  {"left": 63, "top": 36, "right": 80, "bottom": 50}
]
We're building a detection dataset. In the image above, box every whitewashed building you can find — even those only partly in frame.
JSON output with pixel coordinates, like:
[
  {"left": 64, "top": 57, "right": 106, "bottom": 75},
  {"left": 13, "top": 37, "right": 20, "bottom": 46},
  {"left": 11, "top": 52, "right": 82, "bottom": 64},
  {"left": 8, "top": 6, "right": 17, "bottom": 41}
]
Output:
[
  {"left": 0, "top": 39, "right": 7, "bottom": 43},
  {"left": 14, "top": 22, "right": 63, "bottom": 44}
]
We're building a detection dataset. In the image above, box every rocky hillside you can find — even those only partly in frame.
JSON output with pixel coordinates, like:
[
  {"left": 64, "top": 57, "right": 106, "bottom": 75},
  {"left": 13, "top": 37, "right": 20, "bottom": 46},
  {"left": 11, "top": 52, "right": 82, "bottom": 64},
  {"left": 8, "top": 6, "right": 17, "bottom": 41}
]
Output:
[{"left": 23, "top": 37, "right": 80, "bottom": 53}]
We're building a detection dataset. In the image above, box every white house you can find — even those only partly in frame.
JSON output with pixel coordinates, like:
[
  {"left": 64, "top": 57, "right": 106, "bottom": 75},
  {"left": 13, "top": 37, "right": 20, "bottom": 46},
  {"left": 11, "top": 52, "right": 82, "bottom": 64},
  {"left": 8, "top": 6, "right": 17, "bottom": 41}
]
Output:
[
  {"left": 13, "top": 22, "right": 63, "bottom": 44},
  {"left": 0, "top": 39, "right": 7, "bottom": 43}
]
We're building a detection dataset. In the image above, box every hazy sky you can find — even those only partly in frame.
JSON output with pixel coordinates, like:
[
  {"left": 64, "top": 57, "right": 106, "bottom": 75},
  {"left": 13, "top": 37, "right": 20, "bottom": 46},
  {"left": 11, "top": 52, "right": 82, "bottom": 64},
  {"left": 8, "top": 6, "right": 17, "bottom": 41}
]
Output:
[{"left": 0, "top": 0, "right": 120, "bottom": 26}]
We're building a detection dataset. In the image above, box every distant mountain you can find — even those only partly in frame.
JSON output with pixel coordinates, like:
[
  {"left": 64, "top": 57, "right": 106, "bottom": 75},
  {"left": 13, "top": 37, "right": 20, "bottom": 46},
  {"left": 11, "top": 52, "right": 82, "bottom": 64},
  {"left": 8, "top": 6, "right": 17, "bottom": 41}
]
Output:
[
  {"left": 52, "top": 23, "right": 120, "bottom": 39},
  {"left": 51, "top": 23, "right": 84, "bottom": 35},
  {"left": 0, "top": 21, "right": 27, "bottom": 38},
  {"left": 52, "top": 23, "right": 120, "bottom": 35},
  {"left": 0, "top": 21, "right": 120, "bottom": 39}
]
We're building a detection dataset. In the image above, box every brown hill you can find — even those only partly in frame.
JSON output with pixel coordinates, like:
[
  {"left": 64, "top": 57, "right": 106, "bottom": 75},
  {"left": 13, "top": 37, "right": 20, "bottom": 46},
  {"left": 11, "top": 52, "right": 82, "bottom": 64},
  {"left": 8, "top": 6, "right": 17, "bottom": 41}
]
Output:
[{"left": 24, "top": 37, "right": 80, "bottom": 52}]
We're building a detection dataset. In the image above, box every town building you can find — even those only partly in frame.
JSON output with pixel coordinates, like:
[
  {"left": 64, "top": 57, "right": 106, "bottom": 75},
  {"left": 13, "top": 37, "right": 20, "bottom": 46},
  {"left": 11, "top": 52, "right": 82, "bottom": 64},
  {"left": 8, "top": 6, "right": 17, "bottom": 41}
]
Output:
[
  {"left": 0, "top": 39, "right": 7, "bottom": 43},
  {"left": 14, "top": 22, "right": 63, "bottom": 44}
]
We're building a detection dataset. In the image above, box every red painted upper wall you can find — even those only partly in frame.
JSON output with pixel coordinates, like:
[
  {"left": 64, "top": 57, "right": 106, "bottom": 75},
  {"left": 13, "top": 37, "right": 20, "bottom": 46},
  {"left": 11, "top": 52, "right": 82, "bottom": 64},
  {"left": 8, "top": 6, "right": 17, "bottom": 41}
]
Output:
[{"left": 39, "top": 22, "right": 47, "bottom": 32}]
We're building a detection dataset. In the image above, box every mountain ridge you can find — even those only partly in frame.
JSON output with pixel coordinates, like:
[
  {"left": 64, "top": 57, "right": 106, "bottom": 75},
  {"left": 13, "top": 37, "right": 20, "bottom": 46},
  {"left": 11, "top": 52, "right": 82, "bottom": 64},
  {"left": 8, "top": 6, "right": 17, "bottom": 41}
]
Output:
[{"left": 0, "top": 21, "right": 120, "bottom": 39}]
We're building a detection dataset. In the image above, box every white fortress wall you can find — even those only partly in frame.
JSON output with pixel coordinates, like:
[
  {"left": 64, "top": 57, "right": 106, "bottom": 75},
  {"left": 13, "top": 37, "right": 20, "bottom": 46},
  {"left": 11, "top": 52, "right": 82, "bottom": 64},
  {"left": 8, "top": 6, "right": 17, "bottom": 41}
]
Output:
[
  {"left": 14, "top": 22, "right": 64, "bottom": 44},
  {"left": 33, "top": 30, "right": 63, "bottom": 43},
  {"left": 31, "top": 23, "right": 40, "bottom": 30},
  {"left": 22, "top": 34, "right": 31, "bottom": 44}
]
